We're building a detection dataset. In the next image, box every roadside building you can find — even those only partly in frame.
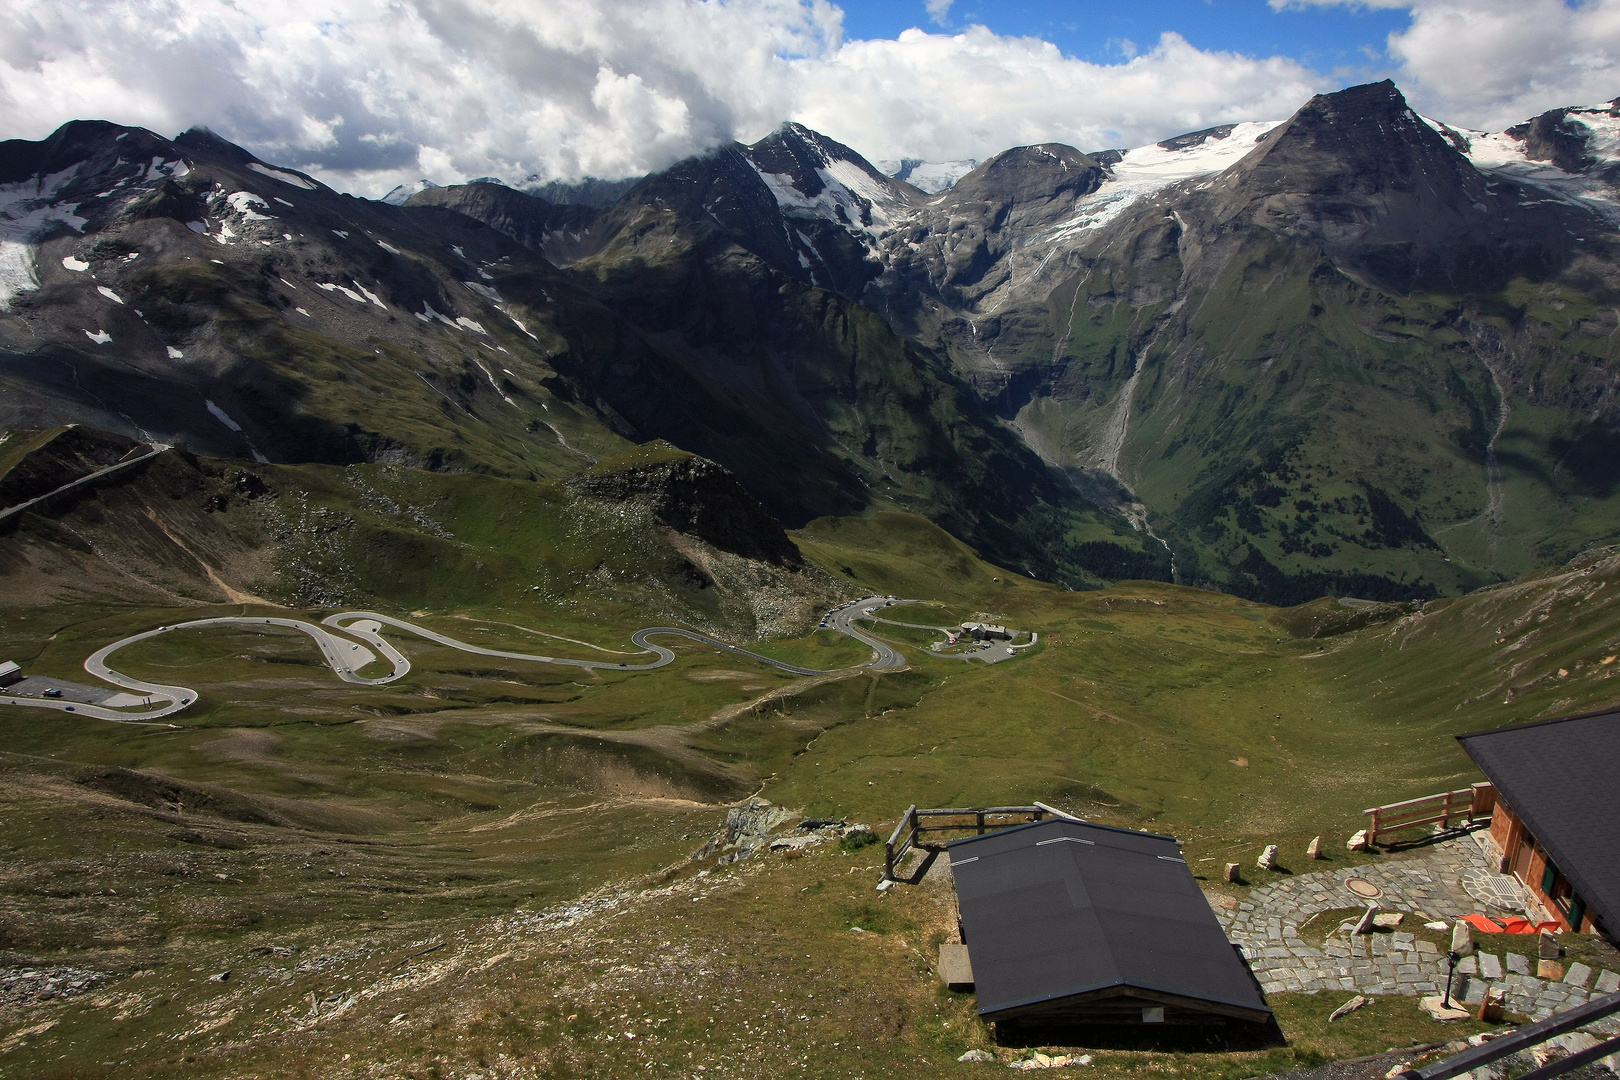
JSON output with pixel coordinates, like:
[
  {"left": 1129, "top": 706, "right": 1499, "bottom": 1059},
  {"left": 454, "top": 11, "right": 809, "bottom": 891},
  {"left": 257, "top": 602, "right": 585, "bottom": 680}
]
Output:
[
  {"left": 1458, "top": 711, "right": 1619, "bottom": 941},
  {"left": 960, "top": 622, "right": 1011, "bottom": 641},
  {"left": 0, "top": 661, "right": 20, "bottom": 688},
  {"left": 948, "top": 818, "right": 1272, "bottom": 1033}
]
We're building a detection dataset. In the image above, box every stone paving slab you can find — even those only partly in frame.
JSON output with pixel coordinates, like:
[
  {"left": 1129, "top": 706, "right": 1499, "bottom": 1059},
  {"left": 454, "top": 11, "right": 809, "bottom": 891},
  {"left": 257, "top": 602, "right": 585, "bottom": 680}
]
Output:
[{"left": 1211, "top": 830, "right": 1611, "bottom": 1023}]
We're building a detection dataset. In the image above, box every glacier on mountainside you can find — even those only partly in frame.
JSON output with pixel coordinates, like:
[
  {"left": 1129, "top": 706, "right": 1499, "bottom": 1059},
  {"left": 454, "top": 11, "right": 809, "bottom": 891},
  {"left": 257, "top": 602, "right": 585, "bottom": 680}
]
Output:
[
  {"left": 1423, "top": 106, "right": 1620, "bottom": 225},
  {"left": 877, "top": 158, "right": 981, "bottom": 194},
  {"left": 0, "top": 167, "right": 89, "bottom": 310},
  {"left": 1045, "top": 121, "right": 1282, "bottom": 242}
]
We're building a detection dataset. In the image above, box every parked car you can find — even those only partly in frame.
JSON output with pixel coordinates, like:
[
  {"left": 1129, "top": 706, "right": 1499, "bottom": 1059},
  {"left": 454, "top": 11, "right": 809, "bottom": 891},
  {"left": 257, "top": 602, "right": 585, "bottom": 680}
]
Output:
[{"left": 42, "top": 688, "right": 62, "bottom": 698}]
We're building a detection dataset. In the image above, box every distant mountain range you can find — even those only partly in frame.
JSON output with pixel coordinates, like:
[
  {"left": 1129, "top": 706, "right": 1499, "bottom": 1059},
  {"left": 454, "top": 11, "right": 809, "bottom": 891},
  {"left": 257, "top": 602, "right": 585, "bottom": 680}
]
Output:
[{"left": 3, "top": 80, "right": 1618, "bottom": 602}]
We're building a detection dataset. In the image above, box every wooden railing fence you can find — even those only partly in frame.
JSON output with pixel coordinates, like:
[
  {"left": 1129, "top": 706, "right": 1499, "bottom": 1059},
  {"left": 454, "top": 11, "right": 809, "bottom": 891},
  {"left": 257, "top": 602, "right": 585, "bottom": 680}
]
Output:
[
  {"left": 1365, "top": 782, "right": 1495, "bottom": 845},
  {"left": 1394, "top": 989, "right": 1619, "bottom": 1080},
  {"left": 884, "top": 803, "right": 1073, "bottom": 880}
]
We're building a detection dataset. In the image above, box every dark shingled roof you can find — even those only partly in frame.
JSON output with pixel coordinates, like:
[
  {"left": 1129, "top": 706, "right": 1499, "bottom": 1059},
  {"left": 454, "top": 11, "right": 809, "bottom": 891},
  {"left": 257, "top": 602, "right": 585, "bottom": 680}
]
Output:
[
  {"left": 1458, "top": 710, "right": 1620, "bottom": 937},
  {"left": 948, "top": 818, "right": 1271, "bottom": 1024}
]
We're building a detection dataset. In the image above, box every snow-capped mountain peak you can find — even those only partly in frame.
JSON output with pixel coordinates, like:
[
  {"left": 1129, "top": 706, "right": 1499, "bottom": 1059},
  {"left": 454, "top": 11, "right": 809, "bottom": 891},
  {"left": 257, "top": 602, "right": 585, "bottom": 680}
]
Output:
[
  {"left": 743, "top": 123, "right": 912, "bottom": 236},
  {"left": 383, "top": 179, "right": 440, "bottom": 206}
]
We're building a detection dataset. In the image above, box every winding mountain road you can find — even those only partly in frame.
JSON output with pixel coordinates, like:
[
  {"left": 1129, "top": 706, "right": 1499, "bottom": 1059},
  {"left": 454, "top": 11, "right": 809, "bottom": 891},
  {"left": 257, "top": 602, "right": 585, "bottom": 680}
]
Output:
[
  {"left": 1, "top": 596, "right": 913, "bottom": 724},
  {"left": 0, "top": 443, "right": 169, "bottom": 526}
]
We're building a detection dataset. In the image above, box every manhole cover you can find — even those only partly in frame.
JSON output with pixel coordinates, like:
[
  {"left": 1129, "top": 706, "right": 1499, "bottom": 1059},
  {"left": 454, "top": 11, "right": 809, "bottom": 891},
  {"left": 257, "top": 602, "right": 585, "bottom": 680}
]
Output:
[{"left": 1346, "top": 878, "right": 1383, "bottom": 899}]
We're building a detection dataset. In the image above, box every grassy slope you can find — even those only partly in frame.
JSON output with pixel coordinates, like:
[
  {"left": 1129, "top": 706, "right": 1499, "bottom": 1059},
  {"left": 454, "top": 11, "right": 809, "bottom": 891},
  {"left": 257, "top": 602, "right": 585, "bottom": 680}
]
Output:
[
  {"left": 780, "top": 516, "right": 1620, "bottom": 861},
  {"left": 1024, "top": 222, "right": 1620, "bottom": 602},
  {"left": 4, "top": 508, "right": 1620, "bottom": 1077}
]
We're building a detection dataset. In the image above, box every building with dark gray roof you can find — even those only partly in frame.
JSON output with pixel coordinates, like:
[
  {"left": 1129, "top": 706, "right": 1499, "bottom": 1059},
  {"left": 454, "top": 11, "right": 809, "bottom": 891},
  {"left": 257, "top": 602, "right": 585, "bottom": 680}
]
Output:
[
  {"left": 1458, "top": 710, "right": 1620, "bottom": 941},
  {"left": 948, "top": 818, "right": 1271, "bottom": 1029}
]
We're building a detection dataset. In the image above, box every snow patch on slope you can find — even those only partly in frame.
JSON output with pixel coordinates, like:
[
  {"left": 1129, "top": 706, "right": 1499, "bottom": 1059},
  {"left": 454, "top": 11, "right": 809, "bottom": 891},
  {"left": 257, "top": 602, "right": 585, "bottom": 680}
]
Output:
[
  {"left": 226, "top": 192, "right": 272, "bottom": 220},
  {"left": 501, "top": 308, "right": 539, "bottom": 340},
  {"left": 205, "top": 399, "right": 244, "bottom": 432},
  {"left": 416, "top": 303, "right": 456, "bottom": 326},
  {"left": 319, "top": 282, "right": 369, "bottom": 304},
  {"left": 247, "top": 162, "right": 316, "bottom": 190}
]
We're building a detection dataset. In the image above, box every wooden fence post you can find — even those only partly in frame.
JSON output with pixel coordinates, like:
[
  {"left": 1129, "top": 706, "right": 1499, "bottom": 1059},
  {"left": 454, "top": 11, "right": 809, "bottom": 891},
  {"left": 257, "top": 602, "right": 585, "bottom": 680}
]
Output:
[{"left": 885, "top": 805, "right": 917, "bottom": 881}]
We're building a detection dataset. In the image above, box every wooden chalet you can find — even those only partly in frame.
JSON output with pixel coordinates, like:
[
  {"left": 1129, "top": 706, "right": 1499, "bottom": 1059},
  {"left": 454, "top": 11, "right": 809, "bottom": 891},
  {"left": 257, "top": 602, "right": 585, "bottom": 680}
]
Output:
[{"left": 1458, "top": 710, "right": 1620, "bottom": 941}]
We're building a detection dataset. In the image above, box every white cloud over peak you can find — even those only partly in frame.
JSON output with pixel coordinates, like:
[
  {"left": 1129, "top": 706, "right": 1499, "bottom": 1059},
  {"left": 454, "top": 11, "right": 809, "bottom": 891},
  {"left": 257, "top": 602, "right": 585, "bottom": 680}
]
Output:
[
  {"left": 793, "top": 29, "right": 1321, "bottom": 164},
  {"left": 4, "top": 0, "right": 1323, "bottom": 196},
  {"left": 1277, "top": 0, "right": 1620, "bottom": 129}
]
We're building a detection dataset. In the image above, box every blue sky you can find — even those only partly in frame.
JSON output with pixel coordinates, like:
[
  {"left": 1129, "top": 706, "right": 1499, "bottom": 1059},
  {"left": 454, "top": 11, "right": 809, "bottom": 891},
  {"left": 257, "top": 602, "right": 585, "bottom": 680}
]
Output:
[{"left": 841, "top": 0, "right": 1410, "bottom": 75}]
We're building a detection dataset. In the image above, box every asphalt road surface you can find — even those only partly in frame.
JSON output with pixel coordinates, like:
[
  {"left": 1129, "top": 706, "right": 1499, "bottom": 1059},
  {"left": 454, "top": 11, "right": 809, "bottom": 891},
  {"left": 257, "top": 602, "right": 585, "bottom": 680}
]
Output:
[
  {"left": 324, "top": 611, "right": 674, "bottom": 674},
  {"left": 1, "top": 615, "right": 402, "bottom": 724},
  {"left": 820, "top": 596, "right": 908, "bottom": 671},
  {"left": 0, "top": 444, "right": 169, "bottom": 525},
  {"left": 1, "top": 597, "right": 914, "bottom": 723}
]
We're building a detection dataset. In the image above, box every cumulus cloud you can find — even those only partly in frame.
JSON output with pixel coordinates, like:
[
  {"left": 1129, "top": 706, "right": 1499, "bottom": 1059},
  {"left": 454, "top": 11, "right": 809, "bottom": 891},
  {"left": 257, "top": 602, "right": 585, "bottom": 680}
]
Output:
[
  {"left": 0, "top": 0, "right": 1330, "bottom": 195},
  {"left": 794, "top": 28, "right": 1321, "bottom": 164},
  {"left": 925, "top": 0, "right": 954, "bottom": 26},
  {"left": 1277, "top": 0, "right": 1620, "bottom": 129}
]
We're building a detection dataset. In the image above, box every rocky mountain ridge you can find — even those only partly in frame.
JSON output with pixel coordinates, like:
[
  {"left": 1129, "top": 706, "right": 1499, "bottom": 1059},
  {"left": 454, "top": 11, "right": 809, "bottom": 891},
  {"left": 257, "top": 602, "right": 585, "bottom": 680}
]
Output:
[
  {"left": 413, "top": 82, "right": 1620, "bottom": 598},
  {"left": 5, "top": 81, "right": 1620, "bottom": 601},
  {"left": 0, "top": 115, "right": 1134, "bottom": 593}
]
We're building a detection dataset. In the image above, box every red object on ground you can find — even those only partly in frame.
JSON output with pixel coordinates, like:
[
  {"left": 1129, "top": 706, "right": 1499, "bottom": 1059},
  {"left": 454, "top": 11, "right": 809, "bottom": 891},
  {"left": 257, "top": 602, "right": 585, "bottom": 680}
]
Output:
[{"left": 1461, "top": 914, "right": 1562, "bottom": 934}]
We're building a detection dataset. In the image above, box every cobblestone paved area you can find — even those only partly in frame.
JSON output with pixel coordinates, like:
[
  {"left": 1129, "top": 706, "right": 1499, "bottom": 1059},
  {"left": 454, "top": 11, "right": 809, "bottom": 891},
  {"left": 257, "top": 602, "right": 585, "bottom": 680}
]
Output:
[{"left": 1211, "top": 829, "right": 1618, "bottom": 1029}]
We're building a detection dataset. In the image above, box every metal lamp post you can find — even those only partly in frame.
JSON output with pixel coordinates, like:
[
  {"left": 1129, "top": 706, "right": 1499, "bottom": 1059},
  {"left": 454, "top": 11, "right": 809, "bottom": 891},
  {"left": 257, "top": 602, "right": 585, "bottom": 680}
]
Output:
[{"left": 1444, "top": 950, "right": 1462, "bottom": 1008}]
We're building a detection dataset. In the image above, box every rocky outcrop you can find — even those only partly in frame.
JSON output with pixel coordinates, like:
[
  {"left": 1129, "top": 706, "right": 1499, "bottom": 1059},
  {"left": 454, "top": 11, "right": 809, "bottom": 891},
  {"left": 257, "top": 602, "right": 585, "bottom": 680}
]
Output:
[
  {"left": 1506, "top": 106, "right": 1608, "bottom": 174},
  {"left": 567, "top": 445, "right": 804, "bottom": 568},
  {"left": 405, "top": 181, "right": 593, "bottom": 253}
]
